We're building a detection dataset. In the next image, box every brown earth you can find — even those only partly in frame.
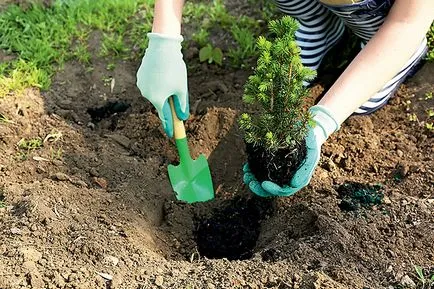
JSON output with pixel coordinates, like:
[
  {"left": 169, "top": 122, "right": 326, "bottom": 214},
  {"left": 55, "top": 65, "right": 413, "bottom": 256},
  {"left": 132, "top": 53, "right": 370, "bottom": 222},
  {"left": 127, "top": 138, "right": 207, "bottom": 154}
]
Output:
[{"left": 1, "top": 10, "right": 434, "bottom": 289}]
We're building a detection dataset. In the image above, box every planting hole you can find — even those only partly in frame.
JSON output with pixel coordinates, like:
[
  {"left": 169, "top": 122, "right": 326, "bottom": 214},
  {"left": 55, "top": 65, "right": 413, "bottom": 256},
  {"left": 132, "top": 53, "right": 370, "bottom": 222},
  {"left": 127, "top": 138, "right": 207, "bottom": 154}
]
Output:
[
  {"left": 337, "top": 182, "right": 384, "bottom": 211},
  {"left": 194, "top": 196, "right": 274, "bottom": 260},
  {"left": 87, "top": 101, "right": 130, "bottom": 122}
]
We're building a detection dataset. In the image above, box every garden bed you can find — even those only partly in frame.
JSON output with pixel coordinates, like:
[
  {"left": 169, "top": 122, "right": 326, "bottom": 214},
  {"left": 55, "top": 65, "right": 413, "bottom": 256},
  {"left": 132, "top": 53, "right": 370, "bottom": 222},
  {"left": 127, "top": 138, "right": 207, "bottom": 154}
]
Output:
[{"left": 0, "top": 1, "right": 433, "bottom": 288}]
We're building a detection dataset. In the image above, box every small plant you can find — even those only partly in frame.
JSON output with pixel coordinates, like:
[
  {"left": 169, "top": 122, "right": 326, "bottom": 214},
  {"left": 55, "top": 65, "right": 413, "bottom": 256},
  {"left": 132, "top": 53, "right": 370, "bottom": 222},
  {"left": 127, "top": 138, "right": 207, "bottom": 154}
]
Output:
[
  {"left": 50, "top": 147, "right": 63, "bottom": 160},
  {"left": 239, "top": 16, "right": 315, "bottom": 185},
  {"left": 192, "top": 28, "right": 210, "bottom": 47},
  {"left": 16, "top": 137, "right": 43, "bottom": 161},
  {"left": 106, "top": 63, "right": 116, "bottom": 71},
  {"left": 414, "top": 265, "right": 434, "bottom": 289},
  {"left": 199, "top": 44, "right": 223, "bottom": 66},
  {"left": 408, "top": 113, "right": 418, "bottom": 122},
  {"left": 100, "top": 33, "right": 129, "bottom": 57},
  {"left": 228, "top": 25, "right": 257, "bottom": 67},
  {"left": 17, "top": 137, "right": 43, "bottom": 150},
  {"left": 0, "top": 113, "right": 14, "bottom": 124}
]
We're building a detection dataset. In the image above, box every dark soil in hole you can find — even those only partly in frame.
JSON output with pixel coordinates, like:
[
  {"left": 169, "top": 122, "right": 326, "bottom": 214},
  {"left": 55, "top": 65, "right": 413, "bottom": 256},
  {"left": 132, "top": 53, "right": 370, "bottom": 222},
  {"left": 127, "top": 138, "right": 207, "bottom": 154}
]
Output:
[
  {"left": 87, "top": 101, "right": 130, "bottom": 122},
  {"left": 194, "top": 196, "right": 275, "bottom": 260},
  {"left": 337, "top": 182, "right": 384, "bottom": 211},
  {"left": 245, "top": 140, "right": 307, "bottom": 186}
]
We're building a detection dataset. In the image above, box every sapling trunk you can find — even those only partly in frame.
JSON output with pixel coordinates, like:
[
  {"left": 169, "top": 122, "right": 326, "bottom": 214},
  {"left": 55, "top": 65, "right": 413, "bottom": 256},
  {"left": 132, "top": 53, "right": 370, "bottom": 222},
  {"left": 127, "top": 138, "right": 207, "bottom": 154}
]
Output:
[{"left": 239, "top": 16, "right": 316, "bottom": 187}]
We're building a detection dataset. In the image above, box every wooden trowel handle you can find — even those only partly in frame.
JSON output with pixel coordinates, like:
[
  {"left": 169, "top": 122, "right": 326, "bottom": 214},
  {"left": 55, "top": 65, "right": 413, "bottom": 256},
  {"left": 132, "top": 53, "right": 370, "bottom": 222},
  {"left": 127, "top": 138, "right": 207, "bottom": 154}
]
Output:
[{"left": 169, "top": 97, "right": 186, "bottom": 140}]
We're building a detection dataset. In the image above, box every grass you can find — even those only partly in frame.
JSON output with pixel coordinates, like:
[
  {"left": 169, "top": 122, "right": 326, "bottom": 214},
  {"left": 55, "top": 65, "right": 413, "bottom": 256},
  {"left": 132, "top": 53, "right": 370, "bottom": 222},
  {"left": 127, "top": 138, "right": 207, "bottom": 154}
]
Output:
[
  {"left": 183, "top": 0, "right": 261, "bottom": 67},
  {"left": 17, "top": 137, "right": 43, "bottom": 150},
  {"left": 0, "top": 112, "right": 14, "bottom": 124},
  {"left": 0, "top": 0, "right": 263, "bottom": 97},
  {"left": 15, "top": 137, "right": 43, "bottom": 161},
  {"left": 0, "top": 0, "right": 154, "bottom": 96}
]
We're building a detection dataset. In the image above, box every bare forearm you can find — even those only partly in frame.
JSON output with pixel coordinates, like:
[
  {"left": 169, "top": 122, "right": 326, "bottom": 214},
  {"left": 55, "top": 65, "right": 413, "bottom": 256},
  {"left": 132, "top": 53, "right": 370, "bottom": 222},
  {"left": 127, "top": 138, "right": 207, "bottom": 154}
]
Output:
[
  {"left": 152, "top": 0, "right": 185, "bottom": 35},
  {"left": 319, "top": 0, "right": 434, "bottom": 124}
]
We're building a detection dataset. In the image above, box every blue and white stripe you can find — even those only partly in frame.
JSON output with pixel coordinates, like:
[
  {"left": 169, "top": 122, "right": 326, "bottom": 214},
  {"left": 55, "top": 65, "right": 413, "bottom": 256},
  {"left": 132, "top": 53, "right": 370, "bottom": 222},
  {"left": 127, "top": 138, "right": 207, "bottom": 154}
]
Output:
[
  {"left": 274, "top": 0, "right": 428, "bottom": 114},
  {"left": 275, "top": 0, "right": 345, "bottom": 72},
  {"left": 354, "top": 38, "right": 428, "bottom": 114}
]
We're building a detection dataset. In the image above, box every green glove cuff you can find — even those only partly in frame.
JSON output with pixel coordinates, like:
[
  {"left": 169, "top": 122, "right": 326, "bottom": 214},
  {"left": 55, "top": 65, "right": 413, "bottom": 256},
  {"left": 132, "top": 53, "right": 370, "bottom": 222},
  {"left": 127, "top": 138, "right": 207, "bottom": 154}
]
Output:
[
  {"left": 147, "top": 33, "right": 183, "bottom": 50},
  {"left": 309, "top": 105, "right": 340, "bottom": 141}
]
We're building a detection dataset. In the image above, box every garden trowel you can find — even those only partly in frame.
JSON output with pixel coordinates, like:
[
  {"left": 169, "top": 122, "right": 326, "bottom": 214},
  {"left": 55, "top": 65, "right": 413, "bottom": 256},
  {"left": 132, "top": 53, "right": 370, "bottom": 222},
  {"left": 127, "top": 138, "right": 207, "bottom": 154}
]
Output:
[{"left": 167, "top": 97, "right": 214, "bottom": 203}]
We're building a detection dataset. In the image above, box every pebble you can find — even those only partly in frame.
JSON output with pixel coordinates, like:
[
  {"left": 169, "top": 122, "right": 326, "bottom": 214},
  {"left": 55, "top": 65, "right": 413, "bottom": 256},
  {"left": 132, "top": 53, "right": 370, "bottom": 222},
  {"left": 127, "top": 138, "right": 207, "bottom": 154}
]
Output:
[
  {"left": 52, "top": 160, "right": 63, "bottom": 167},
  {"left": 97, "top": 272, "right": 113, "bottom": 280},
  {"left": 53, "top": 272, "right": 66, "bottom": 287},
  {"left": 36, "top": 166, "right": 46, "bottom": 174},
  {"left": 89, "top": 168, "right": 99, "bottom": 177},
  {"left": 52, "top": 172, "right": 70, "bottom": 181},
  {"left": 400, "top": 275, "right": 416, "bottom": 287},
  {"left": 155, "top": 275, "right": 164, "bottom": 286},
  {"left": 20, "top": 247, "right": 42, "bottom": 262},
  {"left": 207, "top": 283, "right": 216, "bottom": 289},
  {"left": 10, "top": 227, "right": 21, "bottom": 235},
  {"left": 324, "top": 159, "right": 337, "bottom": 172},
  {"left": 105, "top": 134, "right": 131, "bottom": 149},
  {"left": 29, "top": 271, "right": 44, "bottom": 288},
  {"left": 418, "top": 201, "right": 428, "bottom": 210},
  {"left": 386, "top": 265, "right": 393, "bottom": 273},
  {"left": 104, "top": 255, "right": 119, "bottom": 266},
  {"left": 87, "top": 122, "right": 95, "bottom": 130},
  {"left": 72, "top": 179, "right": 88, "bottom": 188},
  {"left": 30, "top": 224, "right": 38, "bottom": 232},
  {"left": 383, "top": 196, "right": 392, "bottom": 204},
  {"left": 93, "top": 177, "right": 108, "bottom": 189},
  {"left": 22, "top": 261, "right": 37, "bottom": 272}
]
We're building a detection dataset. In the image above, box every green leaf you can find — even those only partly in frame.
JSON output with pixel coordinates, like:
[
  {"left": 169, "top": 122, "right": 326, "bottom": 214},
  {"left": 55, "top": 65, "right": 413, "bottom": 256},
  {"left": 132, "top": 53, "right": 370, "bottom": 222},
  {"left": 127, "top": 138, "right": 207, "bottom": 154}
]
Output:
[
  {"left": 199, "top": 45, "right": 212, "bottom": 62},
  {"left": 414, "top": 265, "right": 425, "bottom": 283},
  {"left": 212, "top": 47, "right": 223, "bottom": 65}
]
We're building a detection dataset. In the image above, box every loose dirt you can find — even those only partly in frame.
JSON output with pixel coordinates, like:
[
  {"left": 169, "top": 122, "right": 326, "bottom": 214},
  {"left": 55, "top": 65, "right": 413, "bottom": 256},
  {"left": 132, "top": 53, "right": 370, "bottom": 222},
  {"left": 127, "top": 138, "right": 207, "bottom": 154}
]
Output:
[{"left": 1, "top": 12, "right": 433, "bottom": 289}]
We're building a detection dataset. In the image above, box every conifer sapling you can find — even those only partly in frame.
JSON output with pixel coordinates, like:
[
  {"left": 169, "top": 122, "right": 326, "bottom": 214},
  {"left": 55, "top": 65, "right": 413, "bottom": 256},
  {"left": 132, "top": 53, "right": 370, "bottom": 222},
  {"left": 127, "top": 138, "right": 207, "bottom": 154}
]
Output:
[{"left": 239, "top": 16, "right": 316, "bottom": 186}]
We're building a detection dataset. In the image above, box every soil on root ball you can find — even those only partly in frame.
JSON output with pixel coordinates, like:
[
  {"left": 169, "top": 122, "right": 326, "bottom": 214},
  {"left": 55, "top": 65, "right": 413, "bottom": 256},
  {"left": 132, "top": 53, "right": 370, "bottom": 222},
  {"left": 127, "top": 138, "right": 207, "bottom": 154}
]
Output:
[{"left": 246, "top": 140, "right": 307, "bottom": 186}]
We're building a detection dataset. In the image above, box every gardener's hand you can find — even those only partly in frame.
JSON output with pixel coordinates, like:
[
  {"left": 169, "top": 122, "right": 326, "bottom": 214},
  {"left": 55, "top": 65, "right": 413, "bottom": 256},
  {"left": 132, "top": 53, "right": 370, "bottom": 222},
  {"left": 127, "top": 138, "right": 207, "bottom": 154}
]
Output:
[
  {"left": 243, "top": 105, "right": 339, "bottom": 197},
  {"left": 136, "top": 33, "right": 189, "bottom": 138}
]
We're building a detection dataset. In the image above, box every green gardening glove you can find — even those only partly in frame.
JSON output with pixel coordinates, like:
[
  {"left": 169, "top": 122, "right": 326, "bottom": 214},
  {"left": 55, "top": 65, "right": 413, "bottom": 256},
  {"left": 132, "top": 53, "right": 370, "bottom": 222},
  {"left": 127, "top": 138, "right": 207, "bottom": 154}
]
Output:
[
  {"left": 243, "top": 105, "right": 340, "bottom": 197},
  {"left": 136, "top": 33, "right": 189, "bottom": 138}
]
